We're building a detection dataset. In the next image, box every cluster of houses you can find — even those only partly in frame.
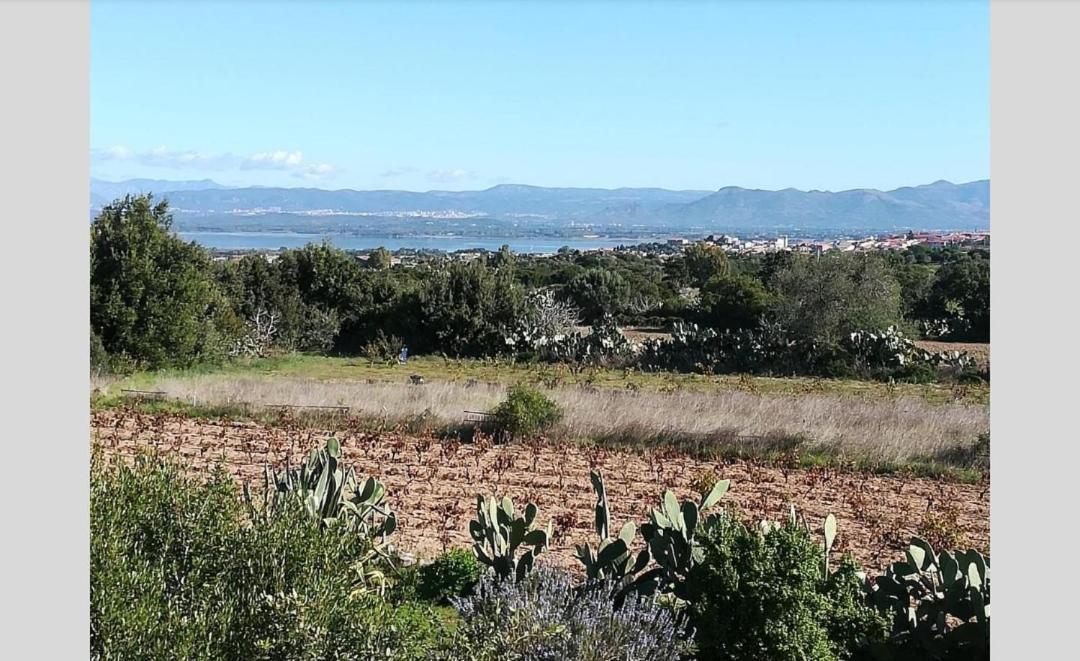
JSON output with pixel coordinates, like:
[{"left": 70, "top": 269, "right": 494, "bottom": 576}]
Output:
[{"left": 667, "top": 230, "right": 989, "bottom": 256}]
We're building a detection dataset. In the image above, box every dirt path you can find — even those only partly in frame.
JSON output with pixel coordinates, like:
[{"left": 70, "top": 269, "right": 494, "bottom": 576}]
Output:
[{"left": 91, "top": 409, "right": 989, "bottom": 573}]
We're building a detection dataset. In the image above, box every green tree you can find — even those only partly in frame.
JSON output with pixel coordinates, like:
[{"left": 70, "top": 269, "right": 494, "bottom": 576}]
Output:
[
  {"left": 90, "top": 195, "right": 235, "bottom": 369},
  {"left": 417, "top": 260, "right": 524, "bottom": 356},
  {"left": 889, "top": 262, "right": 937, "bottom": 323},
  {"left": 922, "top": 257, "right": 990, "bottom": 341},
  {"left": 683, "top": 241, "right": 732, "bottom": 286},
  {"left": 566, "top": 268, "right": 629, "bottom": 323},
  {"left": 698, "top": 273, "right": 772, "bottom": 330},
  {"left": 687, "top": 516, "right": 888, "bottom": 660},
  {"left": 488, "top": 244, "right": 516, "bottom": 270},
  {"left": 366, "top": 246, "right": 393, "bottom": 270},
  {"left": 770, "top": 253, "right": 904, "bottom": 346}
]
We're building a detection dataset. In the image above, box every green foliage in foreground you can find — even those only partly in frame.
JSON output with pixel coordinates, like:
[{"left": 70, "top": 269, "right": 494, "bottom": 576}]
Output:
[
  {"left": 90, "top": 453, "right": 447, "bottom": 660},
  {"left": 452, "top": 566, "right": 696, "bottom": 661},
  {"left": 412, "top": 548, "right": 482, "bottom": 604},
  {"left": 686, "top": 515, "right": 890, "bottom": 660},
  {"left": 90, "top": 448, "right": 989, "bottom": 660}
]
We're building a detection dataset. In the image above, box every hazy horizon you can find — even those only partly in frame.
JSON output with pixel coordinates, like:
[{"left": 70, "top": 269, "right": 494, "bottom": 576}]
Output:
[{"left": 90, "top": 175, "right": 990, "bottom": 196}]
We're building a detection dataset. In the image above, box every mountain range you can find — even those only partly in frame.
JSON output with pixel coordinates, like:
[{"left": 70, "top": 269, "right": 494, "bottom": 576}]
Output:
[{"left": 90, "top": 178, "right": 989, "bottom": 232}]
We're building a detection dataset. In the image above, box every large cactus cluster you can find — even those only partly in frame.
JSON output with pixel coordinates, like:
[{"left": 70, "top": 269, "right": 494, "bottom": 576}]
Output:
[
  {"left": 468, "top": 495, "right": 551, "bottom": 582},
  {"left": 868, "top": 536, "right": 990, "bottom": 659},
  {"left": 848, "top": 326, "right": 974, "bottom": 371},
  {"left": 476, "top": 470, "right": 732, "bottom": 605},
  {"left": 251, "top": 437, "right": 397, "bottom": 539},
  {"left": 464, "top": 473, "right": 989, "bottom": 661}
]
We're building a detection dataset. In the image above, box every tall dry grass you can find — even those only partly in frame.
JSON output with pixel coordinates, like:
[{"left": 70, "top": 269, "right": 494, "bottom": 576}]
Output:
[{"left": 148, "top": 375, "right": 988, "bottom": 464}]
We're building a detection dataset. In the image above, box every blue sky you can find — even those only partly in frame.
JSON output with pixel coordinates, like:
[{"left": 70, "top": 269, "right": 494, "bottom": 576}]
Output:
[{"left": 91, "top": 0, "right": 988, "bottom": 192}]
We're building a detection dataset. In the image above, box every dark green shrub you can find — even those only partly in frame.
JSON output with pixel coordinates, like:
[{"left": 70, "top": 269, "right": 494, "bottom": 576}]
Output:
[
  {"left": 686, "top": 514, "right": 888, "bottom": 660},
  {"left": 91, "top": 195, "right": 236, "bottom": 369},
  {"left": 90, "top": 329, "right": 109, "bottom": 375},
  {"left": 90, "top": 452, "right": 447, "bottom": 660},
  {"left": 490, "top": 383, "right": 563, "bottom": 439},
  {"left": 360, "top": 330, "right": 405, "bottom": 365},
  {"left": 890, "top": 361, "right": 938, "bottom": 384},
  {"left": 415, "top": 548, "right": 482, "bottom": 604}
]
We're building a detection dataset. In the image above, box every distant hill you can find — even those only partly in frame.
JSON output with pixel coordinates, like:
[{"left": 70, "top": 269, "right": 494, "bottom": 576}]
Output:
[
  {"left": 649, "top": 179, "right": 989, "bottom": 231},
  {"left": 90, "top": 178, "right": 229, "bottom": 209},
  {"left": 136, "top": 184, "right": 712, "bottom": 218},
  {"left": 89, "top": 178, "right": 989, "bottom": 232}
]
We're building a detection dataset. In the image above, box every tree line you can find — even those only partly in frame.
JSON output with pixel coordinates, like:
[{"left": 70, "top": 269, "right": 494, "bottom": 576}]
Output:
[{"left": 91, "top": 194, "right": 989, "bottom": 372}]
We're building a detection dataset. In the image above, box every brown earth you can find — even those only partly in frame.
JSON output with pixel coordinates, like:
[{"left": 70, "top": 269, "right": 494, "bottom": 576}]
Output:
[
  {"left": 915, "top": 341, "right": 990, "bottom": 371},
  {"left": 91, "top": 409, "right": 989, "bottom": 573}
]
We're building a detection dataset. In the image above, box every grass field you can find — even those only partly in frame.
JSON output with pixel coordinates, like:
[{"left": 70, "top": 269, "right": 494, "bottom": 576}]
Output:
[{"left": 96, "top": 353, "right": 989, "bottom": 405}]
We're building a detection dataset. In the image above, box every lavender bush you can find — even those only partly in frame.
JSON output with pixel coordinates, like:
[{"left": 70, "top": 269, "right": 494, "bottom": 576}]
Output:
[{"left": 452, "top": 566, "right": 694, "bottom": 661}]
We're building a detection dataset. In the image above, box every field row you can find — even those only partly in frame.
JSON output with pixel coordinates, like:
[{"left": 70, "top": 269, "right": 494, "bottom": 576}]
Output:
[{"left": 91, "top": 409, "right": 989, "bottom": 573}]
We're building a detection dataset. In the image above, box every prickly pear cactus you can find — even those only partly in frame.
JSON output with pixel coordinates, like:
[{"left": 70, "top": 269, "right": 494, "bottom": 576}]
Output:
[
  {"left": 574, "top": 470, "right": 650, "bottom": 592},
  {"left": 468, "top": 494, "right": 551, "bottom": 582},
  {"left": 253, "top": 437, "right": 396, "bottom": 538},
  {"left": 868, "top": 536, "right": 990, "bottom": 659},
  {"left": 632, "top": 479, "right": 731, "bottom": 601}
]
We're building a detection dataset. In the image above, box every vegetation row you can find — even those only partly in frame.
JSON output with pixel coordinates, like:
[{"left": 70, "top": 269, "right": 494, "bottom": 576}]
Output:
[
  {"left": 91, "top": 195, "right": 989, "bottom": 384},
  {"left": 92, "top": 433, "right": 990, "bottom": 660}
]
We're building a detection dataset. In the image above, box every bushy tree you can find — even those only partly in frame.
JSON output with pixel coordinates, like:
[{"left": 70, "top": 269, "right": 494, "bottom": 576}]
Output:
[
  {"left": 490, "top": 384, "right": 563, "bottom": 440},
  {"left": 921, "top": 258, "right": 989, "bottom": 341},
  {"left": 567, "top": 268, "right": 629, "bottom": 323},
  {"left": 770, "top": 253, "right": 904, "bottom": 346},
  {"left": 684, "top": 241, "right": 733, "bottom": 286},
  {"left": 90, "top": 195, "right": 235, "bottom": 369},
  {"left": 91, "top": 453, "right": 446, "bottom": 659},
  {"left": 697, "top": 272, "right": 773, "bottom": 330},
  {"left": 417, "top": 260, "right": 524, "bottom": 356},
  {"left": 366, "top": 246, "right": 393, "bottom": 270}
]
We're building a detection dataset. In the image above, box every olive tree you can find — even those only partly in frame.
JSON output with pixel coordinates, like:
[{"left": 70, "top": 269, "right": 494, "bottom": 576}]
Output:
[{"left": 769, "top": 253, "right": 904, "bottom": 346}]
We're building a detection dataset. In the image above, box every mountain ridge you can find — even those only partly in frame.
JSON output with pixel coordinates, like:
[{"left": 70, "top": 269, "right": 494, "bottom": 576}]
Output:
[{"left": 90, "top": 178, "right": 989, "bottom": 232}]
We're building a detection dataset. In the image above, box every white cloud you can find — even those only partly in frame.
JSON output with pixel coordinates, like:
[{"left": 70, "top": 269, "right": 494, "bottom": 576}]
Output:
[
  {"left": 426, "top": 168, "right": 477, "bottom": 183},
  {"left": 379, "top": 166, "right": 419, "bottom": 178},
  {"left": 92, "top": 145, "right": 337, "bottom": 179},
  {"left": 245, "top": 150, "right": 304, "bottom": 168}
]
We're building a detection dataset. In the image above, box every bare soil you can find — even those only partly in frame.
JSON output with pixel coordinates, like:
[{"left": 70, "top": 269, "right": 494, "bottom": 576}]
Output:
[
  {"left": 914, "top": 341, "right": 990, "bottom": 371},
  {"left": 92, "top": 409, "right": 989, "bottom": 573}
]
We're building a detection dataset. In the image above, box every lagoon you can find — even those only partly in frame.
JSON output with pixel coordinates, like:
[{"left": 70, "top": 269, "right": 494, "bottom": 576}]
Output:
[{"left": 177, "top": 231, "right": 647, "bottom": 254}]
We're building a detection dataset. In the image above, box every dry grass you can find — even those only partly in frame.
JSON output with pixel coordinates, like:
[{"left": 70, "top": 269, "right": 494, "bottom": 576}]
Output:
[{"left": 145, "top": 374, "right": 987, "bottom": 465}]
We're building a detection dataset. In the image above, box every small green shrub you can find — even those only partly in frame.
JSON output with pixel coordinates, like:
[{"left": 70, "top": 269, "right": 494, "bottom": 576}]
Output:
[
  {"left": 686, "top": 514, "right": 888, "bottom": 661},
  {"left": 890, "top": 361, "right": 938, "bottom": 384},
  {"left": 361, "top": 330, "right": 405, "bottom": 365},
  {"left": 415, "top": 549, "right": 481, "bottom": 604},
  {"left": 490, "top": 383, "right": 563, "bottom": 439}
]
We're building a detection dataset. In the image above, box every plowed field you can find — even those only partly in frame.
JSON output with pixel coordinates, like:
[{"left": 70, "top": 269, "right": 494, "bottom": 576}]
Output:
[{"left": 91, "top": 409, "right": 989, "bottom": 572}]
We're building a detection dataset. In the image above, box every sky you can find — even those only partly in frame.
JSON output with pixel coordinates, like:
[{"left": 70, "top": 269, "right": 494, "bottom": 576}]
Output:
[{"left": 91, "top": 0, "right": 989, "bottom": 192}]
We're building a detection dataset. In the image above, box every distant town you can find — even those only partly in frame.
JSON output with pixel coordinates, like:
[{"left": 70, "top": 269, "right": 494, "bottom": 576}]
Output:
[{"left": 206, "top": 229, "right": 989, "bottom": 266}]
